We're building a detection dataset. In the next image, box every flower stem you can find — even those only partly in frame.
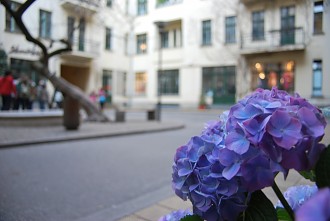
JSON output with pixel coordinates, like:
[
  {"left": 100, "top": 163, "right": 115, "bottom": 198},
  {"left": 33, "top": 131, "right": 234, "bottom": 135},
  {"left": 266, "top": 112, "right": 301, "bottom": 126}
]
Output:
[{"left": 272, "top": 181, "right": 295, "bottom": 220}]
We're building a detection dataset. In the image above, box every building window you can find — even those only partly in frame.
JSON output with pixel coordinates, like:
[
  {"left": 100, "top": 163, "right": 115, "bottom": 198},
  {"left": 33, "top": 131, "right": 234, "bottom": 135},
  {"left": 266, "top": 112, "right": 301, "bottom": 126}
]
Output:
[
  {"left": 252, "top": 11, "right": 264, "bottom": 41},
  {"left": 39, "top": 10, "right": 52, "bottom": 39},
  {"left": 251, "top": 61, "right": 295, "bottom": 93},
  {"left": 202, "top": 66, "right": 236, "bottom": 104},
  {"left": 225, "top": 16, "right": 236, "bottom": 43},
  {"left": 105, "top": 28, "right": 112, "bottom": 50},
  {"left": 137, "top": 0, "right": 147, "bottom": 15},
  {"left": 156, "top": 0, "right": 182, "bottom": 7},
  {"left": 136, "top": 34, "right": 147, "bottom": 54},
  {"left": 106, "top": 0, "right": 112, "bottom": 7},
  {"left": 314, "top": 1, "right": 324, "bottom": 34},
  {"left": 135, "top": 72, "right": 147, "bottom": 96},
  {"left": 78, "top": 18, "right": 85, "bottom": 51},
  {"left": 280, "top": 6, "right": 295, "bottom": 45},
  {"left": 202, "top": 20, "right": 212, "bottom": 45},
  {"left": 161, "top": 31, "right": 169, "bottom": 48},
  {"left": 102, "top": 70, "right": 113, "bottom": 96},
  {"left": 313, "top": 60, "right": 322, "bottom": 96},
  {"left": 67, "top": 16, "right": 75, "bottom": 45},
  {"left": 5, "top": 1, "right": 22, "bottom": 33},
  {"left": 158, "top": 69, "right": 179, "bottom": 95}
]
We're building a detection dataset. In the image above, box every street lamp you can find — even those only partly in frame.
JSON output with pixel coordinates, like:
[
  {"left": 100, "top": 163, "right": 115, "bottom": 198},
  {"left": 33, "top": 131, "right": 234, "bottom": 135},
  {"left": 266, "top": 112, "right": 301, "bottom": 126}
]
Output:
[{"left": 154, "top": 21, "right": 167, "bottom": 121}]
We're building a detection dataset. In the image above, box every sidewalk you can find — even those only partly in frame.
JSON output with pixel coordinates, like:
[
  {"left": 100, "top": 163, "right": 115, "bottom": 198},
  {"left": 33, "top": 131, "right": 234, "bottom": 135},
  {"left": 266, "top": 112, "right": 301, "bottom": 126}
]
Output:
[
  {"left": 0, "top": 119, "right": 185, "bottom": 148},
  {"left": 0, "top": 110, "right": 328, "bottom": 221}
]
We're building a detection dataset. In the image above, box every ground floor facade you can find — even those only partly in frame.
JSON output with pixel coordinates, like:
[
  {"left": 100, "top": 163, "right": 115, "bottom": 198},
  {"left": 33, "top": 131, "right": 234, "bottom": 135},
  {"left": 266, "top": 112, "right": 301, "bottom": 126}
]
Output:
[{"left": 2, "top": 48, "right": 329, "bottom": 109}]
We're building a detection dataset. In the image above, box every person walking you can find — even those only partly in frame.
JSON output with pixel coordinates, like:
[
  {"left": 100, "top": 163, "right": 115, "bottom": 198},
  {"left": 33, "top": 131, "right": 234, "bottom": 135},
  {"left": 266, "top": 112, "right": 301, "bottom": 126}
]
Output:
[
  {"left": 15, "top": 75, "right": 32, "bottom": 110},
  {"left": 37, "top": 80, "right": 49, "bottom": 110},
  {"left": 0, "top": 70, "right": 16, "bottom": 110}
]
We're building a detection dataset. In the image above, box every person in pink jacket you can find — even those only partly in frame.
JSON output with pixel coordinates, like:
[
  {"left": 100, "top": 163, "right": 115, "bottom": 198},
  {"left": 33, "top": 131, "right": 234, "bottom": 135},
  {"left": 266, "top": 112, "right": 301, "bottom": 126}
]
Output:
[{"left": 0, "top": 70, "right": 16, "bottom": 110}]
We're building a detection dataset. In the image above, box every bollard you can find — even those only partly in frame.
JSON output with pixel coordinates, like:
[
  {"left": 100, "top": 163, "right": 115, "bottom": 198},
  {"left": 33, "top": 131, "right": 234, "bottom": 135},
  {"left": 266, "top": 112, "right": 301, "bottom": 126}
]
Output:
[{"left": 63, "top": 96, "right": 80, "bottom": 130}]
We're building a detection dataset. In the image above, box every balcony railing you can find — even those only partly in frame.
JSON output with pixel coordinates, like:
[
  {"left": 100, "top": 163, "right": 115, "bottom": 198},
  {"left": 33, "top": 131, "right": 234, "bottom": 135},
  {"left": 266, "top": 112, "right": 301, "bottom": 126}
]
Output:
[
  {"left": 63, "top": 38, "right": 100, "bottom": 60},
  {"left": 60, "top": 0, "right": 100, "bottom": 14},
  {"left": 240, "top": 27, "right": 306, "bottom": 55},
  {"left": 156, "top": 0, "right": 183, "bottom": 8}
]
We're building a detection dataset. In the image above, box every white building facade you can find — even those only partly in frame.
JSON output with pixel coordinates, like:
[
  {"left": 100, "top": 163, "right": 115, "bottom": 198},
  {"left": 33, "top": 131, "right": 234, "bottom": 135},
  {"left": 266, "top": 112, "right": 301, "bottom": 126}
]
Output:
[{"left": 0, "top": 0, "right": 329, "bottom": 108}]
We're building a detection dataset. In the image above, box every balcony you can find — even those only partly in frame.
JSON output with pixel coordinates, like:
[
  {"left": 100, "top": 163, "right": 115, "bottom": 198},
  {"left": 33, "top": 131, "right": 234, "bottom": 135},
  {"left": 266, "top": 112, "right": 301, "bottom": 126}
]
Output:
[
  {"left": 156, "top": 0, "right": 183, "bottom": 8},
  {"left": 61, "top": 38, "right": 100, "bottom": 63},
  {"left": 240, "top": 0, "right": 270, "bottom": 6},
  {"left": 60, "top": 0, "right": 100, "bottom": 15},
  {"left": 240, "top": 27, "right": 306, "bottom": 55}
]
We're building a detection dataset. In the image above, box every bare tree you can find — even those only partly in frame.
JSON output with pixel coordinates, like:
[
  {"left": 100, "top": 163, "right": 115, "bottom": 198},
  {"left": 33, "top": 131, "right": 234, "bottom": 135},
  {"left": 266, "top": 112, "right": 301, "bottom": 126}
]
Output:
[{"left": 0, "top": 0, "right": 109, "bottom": 122}]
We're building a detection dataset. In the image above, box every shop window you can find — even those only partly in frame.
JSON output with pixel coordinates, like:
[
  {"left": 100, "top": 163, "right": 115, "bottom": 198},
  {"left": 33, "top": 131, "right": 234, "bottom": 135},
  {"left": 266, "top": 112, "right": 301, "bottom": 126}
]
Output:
[
  {"left": 252, "top": 61, "right": 295, "bottom": 93},
  {"left": 158, "top": 69, "right": 179, "bottom": 95},
  {"left": 135, "top": 72, "right": 147, "bottom": 96}
]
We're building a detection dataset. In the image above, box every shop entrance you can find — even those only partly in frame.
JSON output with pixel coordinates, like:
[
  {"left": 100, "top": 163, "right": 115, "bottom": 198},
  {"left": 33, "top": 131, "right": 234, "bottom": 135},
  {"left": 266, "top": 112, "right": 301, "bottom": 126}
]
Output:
[
  {"left": 60, "top": 65, "right": 90, "bottom": 92},
  {"left": 202, "top": 66, "right": 236, "bottom": 104}
]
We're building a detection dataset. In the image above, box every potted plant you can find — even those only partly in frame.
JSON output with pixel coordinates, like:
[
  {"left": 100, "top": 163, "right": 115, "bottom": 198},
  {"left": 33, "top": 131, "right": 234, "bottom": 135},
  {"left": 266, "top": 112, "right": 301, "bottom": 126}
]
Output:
[{"left": 198, "top": 95, "right": 207, "bottom": 110}]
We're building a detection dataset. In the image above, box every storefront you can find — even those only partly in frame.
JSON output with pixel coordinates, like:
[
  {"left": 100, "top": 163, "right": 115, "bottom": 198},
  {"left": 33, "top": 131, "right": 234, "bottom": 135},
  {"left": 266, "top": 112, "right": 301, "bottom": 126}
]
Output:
[
  {"left": 251, "top": 61, "right": 295, "bottom": 93},
  {"left": 202, "top": 66, "right": 236, "bottom": 104}
]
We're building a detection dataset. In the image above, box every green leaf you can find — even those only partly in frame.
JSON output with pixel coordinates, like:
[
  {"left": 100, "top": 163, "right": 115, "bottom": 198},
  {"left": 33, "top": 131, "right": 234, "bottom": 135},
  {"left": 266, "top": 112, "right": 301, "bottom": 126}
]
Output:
[
  {"left": 238, "top": 190, "right": 277, "bottom": 221},
  {"left": 180, "top": 215, "right": 203, "bottom": 221},
  {"left": 276, "top": 208, "right": 293, "bottom": 221},
  {"left": 299, "top": 170, "right": 316, "bottom": 182},
  {"left": 315, "top": 145, "right": 330, "bottom": 188}
]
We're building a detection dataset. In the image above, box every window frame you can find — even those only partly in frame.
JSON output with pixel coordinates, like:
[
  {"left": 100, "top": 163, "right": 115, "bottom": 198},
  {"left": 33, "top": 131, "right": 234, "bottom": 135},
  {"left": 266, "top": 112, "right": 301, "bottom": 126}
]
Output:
[
  {"left": 137, "top": 0, "right": 147, "bottom": 15},
  {"left": 105, "top": 27, "right": 112, "bottom": 50},
  {"left": 225, "top": 16, "right": 236, "bottom": 44},
  {"left": 252, "top": 11, "right": 265, "bottom": 41},
  {"left": 106, "top": 0, "right": 112, "bottom": 8},
  {"left": 158, "top": 69, "right": 179, "bottom": 95},
  {"left": 5, "top": 1, "right": 22, "bottom": 33},
  {"left": 313, "top": 1, "right": 324, "bottom": 34},
  {"left": 160, "top": 31, "right": 169, "bottom": 48},
  {"left": 136, "top": 33, "right": 147, "bottom": 54},
  {"left": 202, "top": 20, "right": 212, "bottom": 46},
  {"left": 312, "top": 60, "right": 323, "bottom": 97},
  {"left": 39, "top": 9, "right": 52, "bottom": 39}
]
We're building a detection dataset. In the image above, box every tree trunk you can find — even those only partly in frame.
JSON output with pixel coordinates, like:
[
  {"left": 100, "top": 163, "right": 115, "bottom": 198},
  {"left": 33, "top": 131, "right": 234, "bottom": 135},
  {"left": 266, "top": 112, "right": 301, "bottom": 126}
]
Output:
[{"left": 33, "top": 61, "right": 109, "bottom": 122}]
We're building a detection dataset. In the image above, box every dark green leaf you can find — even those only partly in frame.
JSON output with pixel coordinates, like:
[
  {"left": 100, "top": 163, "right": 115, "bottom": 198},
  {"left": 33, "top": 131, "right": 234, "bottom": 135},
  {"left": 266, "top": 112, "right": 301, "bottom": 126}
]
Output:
[
  {"left": 238, "top": 190, "right": 277, "bottom": 221},
  {"left": 276, "top": 207, "right": 293, "bottom": 221},
  {"left": 180, "top": 214, "right": 203, "bottom": 221},
  {"left": 315, "top": 145, "right": 330, "bottom": 188},
  {"left": 299, "top": 170, "right": 316, "bottom": 182}
]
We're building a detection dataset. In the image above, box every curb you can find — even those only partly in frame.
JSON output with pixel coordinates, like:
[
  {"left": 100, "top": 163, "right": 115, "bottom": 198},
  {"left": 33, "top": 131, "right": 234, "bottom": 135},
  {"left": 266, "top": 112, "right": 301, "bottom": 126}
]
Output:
[{"left": 0, "top": 123, "right": 185, "bottom": 148}]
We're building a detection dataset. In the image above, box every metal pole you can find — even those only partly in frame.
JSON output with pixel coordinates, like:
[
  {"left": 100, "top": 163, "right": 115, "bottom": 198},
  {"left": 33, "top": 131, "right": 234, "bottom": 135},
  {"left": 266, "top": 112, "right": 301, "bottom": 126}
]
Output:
[
  {"left": 156, "top": 30, "right": 162, "bottom": 121},
  {"left": 154, "top": 22, "right": 165, "bottom": 121}
]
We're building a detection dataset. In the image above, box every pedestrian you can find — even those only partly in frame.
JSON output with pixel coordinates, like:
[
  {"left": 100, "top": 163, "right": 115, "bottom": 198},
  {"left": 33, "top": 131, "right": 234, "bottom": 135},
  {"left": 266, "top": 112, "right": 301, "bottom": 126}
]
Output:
[
  {"left": 37, "top": 80, "right": 49, "bottom": 110},
  {"left": 98, "top": 88, "right": 106, "bottom": 110},
  {"left": 15, "top": 75, "right": 32, "bottom": 110},
  {"left": 54, "top": 90, "right": 63, "bottom": 109},
  {"left": 0, "top": 70, "right": 16, "bottom": 110}
]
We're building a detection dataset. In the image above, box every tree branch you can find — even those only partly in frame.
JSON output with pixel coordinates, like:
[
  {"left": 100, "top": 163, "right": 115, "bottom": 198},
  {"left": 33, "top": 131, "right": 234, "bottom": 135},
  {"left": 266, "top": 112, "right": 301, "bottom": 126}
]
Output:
[
  {"left": 17, "top": 0, "right": 36, "bottom": 15},
  {"left": 0, "top": 0, "right": 48, "bottom": 59}
]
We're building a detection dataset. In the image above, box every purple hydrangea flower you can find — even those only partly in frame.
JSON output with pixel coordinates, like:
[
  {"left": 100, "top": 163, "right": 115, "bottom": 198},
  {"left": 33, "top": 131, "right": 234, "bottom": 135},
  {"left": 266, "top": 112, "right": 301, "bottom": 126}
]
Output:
[
  {"left": 172, "top": 87, "right": 327, "bottom": 220},
  {"left": 158, "top": 209, "right": 192, "bottom": 221},
  {"left": 276, "top": 185, "right": 318, "bottom": 211},
  {"left": 295, "top": 188, "right": 330, "bottom": 221}
]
